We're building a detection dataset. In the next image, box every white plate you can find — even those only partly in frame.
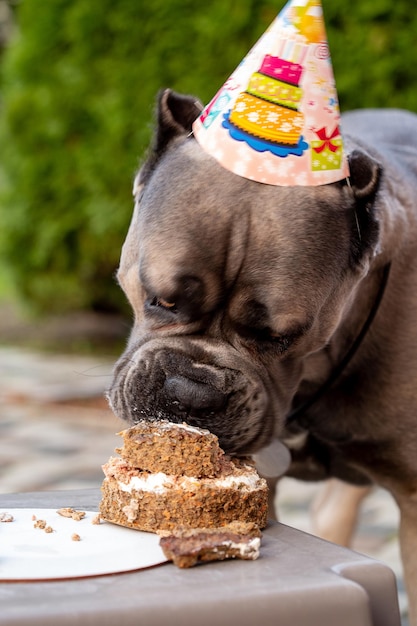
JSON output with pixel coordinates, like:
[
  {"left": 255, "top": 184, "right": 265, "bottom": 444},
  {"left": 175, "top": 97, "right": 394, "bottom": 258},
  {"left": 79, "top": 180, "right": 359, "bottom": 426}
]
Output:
[{"left": 0, "top": 509, "right": 168, "bottom": 580}]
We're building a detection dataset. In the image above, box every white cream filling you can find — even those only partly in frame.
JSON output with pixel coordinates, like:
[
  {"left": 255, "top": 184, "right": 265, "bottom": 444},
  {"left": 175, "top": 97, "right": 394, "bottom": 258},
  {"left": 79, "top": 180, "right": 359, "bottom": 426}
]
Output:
[
  {"left": 116, "top": 469, "right": 262, "bottom": 494},
  {"left": 218, "top": 537, "right": 261, "bottom": 558},
  {"left": 149, "top": 421, "right": 211, "bottom": 436},
  {"left": 119, "top": 472, "right": 175, "bottom": 494}
]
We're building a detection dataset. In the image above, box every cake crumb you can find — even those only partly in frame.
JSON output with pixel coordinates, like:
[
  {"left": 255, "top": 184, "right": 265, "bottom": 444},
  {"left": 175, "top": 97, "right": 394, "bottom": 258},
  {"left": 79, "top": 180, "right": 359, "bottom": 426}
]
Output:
[
  {"left": 0, "top": 512, "right": 14, "bottom": 523},
  {"left": 57, "top": 507, "right": 86, "bottom": 521},
  {"left": 71, "top": 533, "right": 81, "bottom": 541},
  {"left": 71, "top": 510, "right": 86, "bottom": 521},
  {"left": 91, "top": 514, "right": 101, "bottom": 525},
  {"left": 32, "top": 514, "right": 37, "bottom": 521},
  {"left": 34, "top": 519, "right": 47, "bottom": 529},
  {"left": 57, "top": 507, "right": 74, "bottom": 518},
  {"left": 44, "top": 525, "right": 54, "bottom": 534}
]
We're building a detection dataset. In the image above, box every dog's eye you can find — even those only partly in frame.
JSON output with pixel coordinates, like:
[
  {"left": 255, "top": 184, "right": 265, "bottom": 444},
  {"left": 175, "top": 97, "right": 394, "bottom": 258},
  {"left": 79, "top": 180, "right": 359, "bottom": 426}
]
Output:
[
  {"left": 150, "top": 297, "right": 178, "bottom": 313},
  {"left": 255, "top": 330, "right": 292, "bottom": 352},
  {"left": 269, "top": 333, "right": 292, "bottom": 352},
  {"left": 236, "top": 323, "right": 293, "bottom": 353}
]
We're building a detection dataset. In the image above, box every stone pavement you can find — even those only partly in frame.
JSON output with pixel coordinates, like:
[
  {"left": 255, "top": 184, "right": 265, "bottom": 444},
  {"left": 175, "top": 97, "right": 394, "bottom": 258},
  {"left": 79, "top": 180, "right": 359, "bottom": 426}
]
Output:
[
  {"left": 0, "top": 345, "right": 408, "bottom": 624},
  {"left": 0, "top": 346, "right": 122, "bottom": 493}
]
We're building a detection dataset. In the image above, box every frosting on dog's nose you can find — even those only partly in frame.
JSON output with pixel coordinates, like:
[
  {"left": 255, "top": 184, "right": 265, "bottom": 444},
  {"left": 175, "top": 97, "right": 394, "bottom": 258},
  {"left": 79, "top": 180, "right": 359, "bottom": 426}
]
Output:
[
  {"left": 164, "top": 375, "right": 225, "bottom": 412},
  {"left": 253, "top": 439, "right": 291, "bottom": 478}
]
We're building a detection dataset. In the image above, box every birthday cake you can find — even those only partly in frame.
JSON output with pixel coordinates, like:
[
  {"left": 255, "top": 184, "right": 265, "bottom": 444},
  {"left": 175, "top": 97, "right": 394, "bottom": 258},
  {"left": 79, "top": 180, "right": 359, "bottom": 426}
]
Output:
[
  {"left": 99, "top": 420, "right": 268, "bottom": 533},
  {"left": 229, "top": 52, "right": 305, "bottom": 147}
]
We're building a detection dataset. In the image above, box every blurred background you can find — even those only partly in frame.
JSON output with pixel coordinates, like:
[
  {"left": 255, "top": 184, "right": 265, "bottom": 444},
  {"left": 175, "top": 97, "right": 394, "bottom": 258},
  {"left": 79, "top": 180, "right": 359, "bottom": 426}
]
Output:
[{"left": 0, "top": 1, "right": 414, "bottom": 620}]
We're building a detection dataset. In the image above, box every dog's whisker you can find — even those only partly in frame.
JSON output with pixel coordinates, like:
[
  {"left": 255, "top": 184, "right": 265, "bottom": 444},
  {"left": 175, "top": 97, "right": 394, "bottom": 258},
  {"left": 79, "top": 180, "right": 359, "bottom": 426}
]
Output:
[
  {"left": 71, "top": 366, "right": 114, "bottom": 379},
  {"left": 354, "top": 209, "right": 362, "bottom": 242}
]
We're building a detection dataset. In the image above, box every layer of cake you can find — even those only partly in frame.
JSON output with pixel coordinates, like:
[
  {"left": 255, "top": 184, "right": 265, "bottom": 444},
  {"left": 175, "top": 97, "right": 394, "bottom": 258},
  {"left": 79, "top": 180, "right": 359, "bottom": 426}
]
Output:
[
  {"left": 229, "top": 93, "right": 304, "bottom": 146},
  {"left": 99, "top": 456, "right": 268, "bottom": 532},
  {"left": 259, "top": 54, "right": 303, "bottom": 86},
  {"left": 247, "top": 72, "right": 302, "bottom": 110},
  {"left": 117, "top": 420, "right": 224, "bottom": 478},
  {"left": 158, "top": 521, "right": 261, "bottom": 568}
]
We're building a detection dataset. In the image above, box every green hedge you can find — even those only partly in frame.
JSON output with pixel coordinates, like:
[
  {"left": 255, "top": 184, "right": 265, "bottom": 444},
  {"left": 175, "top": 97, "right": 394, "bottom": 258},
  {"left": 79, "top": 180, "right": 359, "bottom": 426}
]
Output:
[{"left": 0, "top": 0, "right": 416, "bottom": 313}]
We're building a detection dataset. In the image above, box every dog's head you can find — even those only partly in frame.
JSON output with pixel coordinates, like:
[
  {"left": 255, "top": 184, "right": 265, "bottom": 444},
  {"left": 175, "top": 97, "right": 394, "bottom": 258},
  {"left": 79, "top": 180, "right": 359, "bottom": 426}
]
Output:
[{"left": 107, "top": 90, "right": 381, "bottom": 454}]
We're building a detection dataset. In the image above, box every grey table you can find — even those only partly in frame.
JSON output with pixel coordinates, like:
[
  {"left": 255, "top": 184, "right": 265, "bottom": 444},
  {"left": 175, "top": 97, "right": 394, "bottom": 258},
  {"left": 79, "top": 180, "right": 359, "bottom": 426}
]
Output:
[{"left": 0, "top": 489, "right": 401, "bottom": 626}]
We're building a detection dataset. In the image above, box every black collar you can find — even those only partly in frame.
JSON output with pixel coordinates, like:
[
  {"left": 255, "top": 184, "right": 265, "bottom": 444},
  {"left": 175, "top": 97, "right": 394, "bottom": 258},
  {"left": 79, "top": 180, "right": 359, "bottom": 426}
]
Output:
[{"left": 286, "top": 262, "right": 391, "bottom": 424}]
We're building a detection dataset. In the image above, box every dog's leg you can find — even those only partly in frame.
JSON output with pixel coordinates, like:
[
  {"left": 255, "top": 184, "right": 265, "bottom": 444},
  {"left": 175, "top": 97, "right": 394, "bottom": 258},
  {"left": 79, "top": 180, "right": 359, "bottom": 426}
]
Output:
[
  {"left": 310, "top": 479, "right": 372, "bottom": 546},
  {"left": 398, "top": 496, "right": 417, "bottom": 626}
]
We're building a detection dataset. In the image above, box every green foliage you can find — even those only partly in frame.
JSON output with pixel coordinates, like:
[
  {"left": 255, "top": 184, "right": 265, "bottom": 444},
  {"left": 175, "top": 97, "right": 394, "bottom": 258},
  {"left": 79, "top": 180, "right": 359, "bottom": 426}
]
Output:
[
  {"left": 0, "top": 0, "right": 416, "bottom": 313},
  {"left": 325, "top": 0, "right": 417, "bottom": 113}
]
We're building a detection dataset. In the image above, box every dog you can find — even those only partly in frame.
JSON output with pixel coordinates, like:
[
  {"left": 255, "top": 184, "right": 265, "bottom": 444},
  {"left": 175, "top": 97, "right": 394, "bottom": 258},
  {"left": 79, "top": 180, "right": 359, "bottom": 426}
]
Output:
[{"left": 107, "top": 89, "right": 417, "bottom": 623}]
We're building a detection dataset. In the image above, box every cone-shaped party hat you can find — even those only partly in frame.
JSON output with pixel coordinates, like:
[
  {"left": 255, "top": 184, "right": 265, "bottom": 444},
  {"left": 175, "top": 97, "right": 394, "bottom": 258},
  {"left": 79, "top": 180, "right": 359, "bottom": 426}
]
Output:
[{"left": 192, "top": 0, "right": 349, "bottom": 186}]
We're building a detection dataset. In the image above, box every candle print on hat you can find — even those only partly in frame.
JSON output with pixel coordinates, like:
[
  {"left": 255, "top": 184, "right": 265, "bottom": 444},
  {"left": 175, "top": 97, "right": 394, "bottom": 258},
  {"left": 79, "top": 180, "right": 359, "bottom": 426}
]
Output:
[{"left": 192, "top": 0, "right": 349, "bottom": 186}]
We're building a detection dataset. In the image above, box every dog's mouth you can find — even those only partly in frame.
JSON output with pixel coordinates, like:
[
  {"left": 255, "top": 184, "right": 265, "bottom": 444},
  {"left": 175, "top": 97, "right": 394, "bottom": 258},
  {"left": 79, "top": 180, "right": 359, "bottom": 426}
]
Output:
[{"left": 107, "top": 340, "right": 271, "bottom": 454}]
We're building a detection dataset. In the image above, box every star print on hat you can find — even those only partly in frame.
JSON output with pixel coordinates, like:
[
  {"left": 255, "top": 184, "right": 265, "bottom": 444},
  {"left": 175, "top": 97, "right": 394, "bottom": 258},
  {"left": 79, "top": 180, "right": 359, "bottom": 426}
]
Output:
[{"left": 192, "top": 0, "right": 349, "bottom": 186}]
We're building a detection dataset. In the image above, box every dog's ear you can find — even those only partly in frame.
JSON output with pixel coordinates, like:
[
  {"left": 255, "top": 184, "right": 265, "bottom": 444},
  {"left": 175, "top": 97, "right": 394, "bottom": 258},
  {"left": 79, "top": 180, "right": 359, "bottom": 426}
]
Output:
[
  {"left": 348, "top": 149, "right": 381, "bottom": 199},
  {"left": 346, "top": 150, "right": 382, "bottom": 267},
  {"left": 155, "top": 89, "right": 203, "bottom": 154},
  {"left": 137, "top": 90, "right": 203, "bottom": 189}
]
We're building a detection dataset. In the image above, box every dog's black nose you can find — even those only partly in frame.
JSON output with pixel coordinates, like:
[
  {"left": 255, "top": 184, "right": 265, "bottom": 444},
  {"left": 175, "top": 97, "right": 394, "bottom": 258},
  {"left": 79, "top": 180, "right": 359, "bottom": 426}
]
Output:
[{"left": 164, "top": 376, "right": 225, "bottom": 412}]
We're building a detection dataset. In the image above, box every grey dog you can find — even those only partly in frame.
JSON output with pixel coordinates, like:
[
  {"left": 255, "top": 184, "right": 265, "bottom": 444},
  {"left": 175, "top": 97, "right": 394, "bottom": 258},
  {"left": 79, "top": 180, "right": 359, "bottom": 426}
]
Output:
[{"left": 108, "top": 90, "right": 417, "bottom": 622}]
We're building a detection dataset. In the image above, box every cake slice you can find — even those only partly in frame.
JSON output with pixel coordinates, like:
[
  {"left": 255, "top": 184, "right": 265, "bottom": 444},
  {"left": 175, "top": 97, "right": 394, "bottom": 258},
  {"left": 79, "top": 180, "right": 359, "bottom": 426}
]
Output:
[
  {"left": 117, "top": 420, "right": 223, "bottom": 478},
  {"left": 99, "top": 420, "right": 268, "bottom": 533},
  {"left": 158, "top": 521, "right": 262, "bottom": 568}
]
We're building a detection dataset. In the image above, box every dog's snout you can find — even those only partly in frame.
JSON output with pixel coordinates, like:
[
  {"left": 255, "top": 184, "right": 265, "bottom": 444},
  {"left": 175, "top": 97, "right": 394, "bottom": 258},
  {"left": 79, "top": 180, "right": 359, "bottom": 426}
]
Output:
[{"left": 164, "top": 375, "right": 225, "bottom": 412}]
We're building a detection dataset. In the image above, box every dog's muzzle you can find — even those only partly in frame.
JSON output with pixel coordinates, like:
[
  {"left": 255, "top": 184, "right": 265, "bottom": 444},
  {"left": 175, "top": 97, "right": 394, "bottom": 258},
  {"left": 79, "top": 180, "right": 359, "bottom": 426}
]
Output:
[{"left": 107, "top": 338, "right": 271, "bottom": 454}]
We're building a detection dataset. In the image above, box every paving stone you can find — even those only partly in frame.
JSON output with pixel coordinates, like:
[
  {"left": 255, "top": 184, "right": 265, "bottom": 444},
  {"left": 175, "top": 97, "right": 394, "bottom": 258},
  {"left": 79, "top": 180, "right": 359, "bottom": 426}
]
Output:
[{"left": 0, "top": 346, "right": 115, "bottom": 402}]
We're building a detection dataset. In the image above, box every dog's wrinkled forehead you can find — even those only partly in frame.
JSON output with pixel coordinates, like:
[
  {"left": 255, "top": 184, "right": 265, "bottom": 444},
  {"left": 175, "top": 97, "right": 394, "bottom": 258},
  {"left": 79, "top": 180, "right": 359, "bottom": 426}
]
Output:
[
  {"left": 125, "top": 140, "right": 250, "bottom": 308},
  {"left": 119, "top": 138, "right": 355, "bottom": 316}
]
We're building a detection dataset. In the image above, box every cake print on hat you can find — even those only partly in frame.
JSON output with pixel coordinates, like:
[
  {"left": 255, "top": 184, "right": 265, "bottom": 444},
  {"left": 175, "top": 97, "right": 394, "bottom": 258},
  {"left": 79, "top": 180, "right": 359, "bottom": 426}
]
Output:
[
  {"left": 192, "top": 0, "right": 350, "bottom": 186},
  {"left": 224, "top": 46, "right": 308, "bottom": 158}
]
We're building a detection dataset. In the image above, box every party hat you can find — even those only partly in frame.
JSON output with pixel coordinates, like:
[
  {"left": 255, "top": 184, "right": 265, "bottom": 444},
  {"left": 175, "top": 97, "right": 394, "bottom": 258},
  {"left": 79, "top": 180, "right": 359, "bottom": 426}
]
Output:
[{"left": 192, "top": 0, "right": 349, "bottom": 186}]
